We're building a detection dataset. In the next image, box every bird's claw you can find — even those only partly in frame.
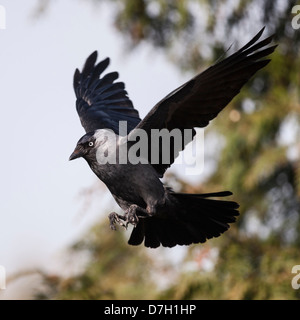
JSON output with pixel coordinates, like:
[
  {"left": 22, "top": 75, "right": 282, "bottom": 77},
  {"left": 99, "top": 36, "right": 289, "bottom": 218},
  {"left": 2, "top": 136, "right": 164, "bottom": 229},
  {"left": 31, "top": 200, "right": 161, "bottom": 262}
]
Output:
[
  {"left": 108, "top": 212, "right": 127, "bottom": 230},
  {"left": 126, "top": 205, "right": 139, "bottom": 227},
  {"left": 127, "top": 212, "right": 139, "bottom": 227},
  {"left": 108, "top": 205, "right": 141, "bottom": 230}
]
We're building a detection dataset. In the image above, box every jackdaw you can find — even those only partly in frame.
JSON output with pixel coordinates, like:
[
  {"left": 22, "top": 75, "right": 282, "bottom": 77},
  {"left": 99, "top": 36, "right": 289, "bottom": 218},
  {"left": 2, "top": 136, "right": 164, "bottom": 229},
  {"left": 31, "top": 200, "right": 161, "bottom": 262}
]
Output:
[{"left": 69, "top": 28, "right": 276, "bottom": 248}]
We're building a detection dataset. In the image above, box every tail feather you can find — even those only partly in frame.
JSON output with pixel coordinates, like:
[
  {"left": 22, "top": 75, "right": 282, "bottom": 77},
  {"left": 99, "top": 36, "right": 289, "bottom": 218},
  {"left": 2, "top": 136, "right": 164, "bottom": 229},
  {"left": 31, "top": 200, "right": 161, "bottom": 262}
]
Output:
[
  {"left": 144, "top": 219, "right": 160, "bottom": 248},
  {"left": 128, "top": 191, "right": 239, "bottom": 248}
]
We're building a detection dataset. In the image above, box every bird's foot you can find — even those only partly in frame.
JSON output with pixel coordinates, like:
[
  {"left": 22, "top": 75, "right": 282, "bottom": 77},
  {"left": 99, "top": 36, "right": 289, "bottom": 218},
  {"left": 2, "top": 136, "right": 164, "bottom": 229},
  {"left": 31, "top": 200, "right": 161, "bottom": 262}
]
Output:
[
  {"left": 108, "top": 212, "right": 127, "bottom": 230},
  {"left": 109, "top": 205, "right": 146, "bottom": 230},
  {"left": 125, "top": 204, "right": 140, "bottom": 228}
]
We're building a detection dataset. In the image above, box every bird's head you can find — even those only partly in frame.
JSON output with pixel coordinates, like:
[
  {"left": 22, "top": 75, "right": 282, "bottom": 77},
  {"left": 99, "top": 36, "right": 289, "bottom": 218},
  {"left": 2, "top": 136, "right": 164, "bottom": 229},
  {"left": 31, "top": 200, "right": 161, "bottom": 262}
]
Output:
[
  {"left": 69, "top": 129, "right": 117, "bottom": 164},
  {"left": 69, "top": 131, "right": 97, "bottom": 161}
]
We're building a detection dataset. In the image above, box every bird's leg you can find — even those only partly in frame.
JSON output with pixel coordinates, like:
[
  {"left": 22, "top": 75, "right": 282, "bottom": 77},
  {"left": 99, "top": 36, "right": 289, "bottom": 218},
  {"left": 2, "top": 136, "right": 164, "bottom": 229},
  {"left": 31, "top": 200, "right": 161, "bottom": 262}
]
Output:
[
  {"left": 126, "top": 205, "right": 139, "bottom": 227},
  {"left": 124, "top": 204, "right": 149, "bottom": 228},
  {"left": 109, "top": 205, "right": 154, "bottom": 229},
  {"left": 108, "top": 212, "right": 127, "bottom": 230}
]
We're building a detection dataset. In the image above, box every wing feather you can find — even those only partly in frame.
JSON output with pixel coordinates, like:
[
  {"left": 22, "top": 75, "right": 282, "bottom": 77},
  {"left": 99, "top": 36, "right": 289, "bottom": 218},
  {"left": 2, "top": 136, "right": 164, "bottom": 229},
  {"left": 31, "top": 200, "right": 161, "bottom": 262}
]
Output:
[
  {"left": 132, "top": 28, "right": 276, "bottom": 177},
  {"left": 73, "top": 51, "right": 141, "bottom": 134}
]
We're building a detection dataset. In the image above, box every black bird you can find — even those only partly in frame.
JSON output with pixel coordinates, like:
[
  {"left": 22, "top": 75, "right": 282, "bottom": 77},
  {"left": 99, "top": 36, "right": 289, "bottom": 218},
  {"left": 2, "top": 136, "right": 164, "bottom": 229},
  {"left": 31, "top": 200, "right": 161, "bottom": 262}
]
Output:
[{"left": 69, "top": 28, "right": 276, "bottom": 248}]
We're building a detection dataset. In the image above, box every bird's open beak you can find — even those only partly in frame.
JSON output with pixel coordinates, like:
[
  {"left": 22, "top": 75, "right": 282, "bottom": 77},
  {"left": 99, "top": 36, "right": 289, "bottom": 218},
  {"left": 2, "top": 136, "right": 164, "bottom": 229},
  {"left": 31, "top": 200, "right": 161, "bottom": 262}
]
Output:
[{"left": 69, "top": 146, "right": 84, "bottom": 161}]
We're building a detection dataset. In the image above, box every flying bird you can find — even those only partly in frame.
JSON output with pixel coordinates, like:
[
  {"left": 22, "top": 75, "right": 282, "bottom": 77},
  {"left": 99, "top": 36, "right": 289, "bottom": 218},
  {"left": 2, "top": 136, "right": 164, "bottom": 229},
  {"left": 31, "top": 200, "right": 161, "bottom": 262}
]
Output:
[{"left": 69, "top": 28, "right": 276, "bottom": 248}]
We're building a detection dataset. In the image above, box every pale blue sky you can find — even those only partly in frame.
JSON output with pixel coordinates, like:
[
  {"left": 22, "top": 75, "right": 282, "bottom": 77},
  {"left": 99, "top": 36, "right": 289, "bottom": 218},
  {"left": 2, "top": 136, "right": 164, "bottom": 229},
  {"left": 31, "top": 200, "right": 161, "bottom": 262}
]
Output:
[{"left": 0, "top": 0, "right": 191, "bottom": 277}]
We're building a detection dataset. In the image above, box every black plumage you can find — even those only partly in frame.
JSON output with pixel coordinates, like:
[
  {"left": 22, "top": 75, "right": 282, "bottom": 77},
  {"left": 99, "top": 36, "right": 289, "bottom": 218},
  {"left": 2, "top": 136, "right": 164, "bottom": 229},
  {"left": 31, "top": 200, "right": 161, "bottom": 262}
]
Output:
[
  {"left": 73, "top": 51, "right": 141, "bottom": 134},
  {"left": 70, "top": 28, "right": 276, "bottom": 248}
]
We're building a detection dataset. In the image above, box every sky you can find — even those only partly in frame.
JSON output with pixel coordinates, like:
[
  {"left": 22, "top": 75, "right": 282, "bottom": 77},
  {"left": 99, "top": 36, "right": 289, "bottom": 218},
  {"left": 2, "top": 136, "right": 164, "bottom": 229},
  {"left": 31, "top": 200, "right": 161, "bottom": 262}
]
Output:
[{"left": 0, "top": 0, "right": 194, "bottom": 283}]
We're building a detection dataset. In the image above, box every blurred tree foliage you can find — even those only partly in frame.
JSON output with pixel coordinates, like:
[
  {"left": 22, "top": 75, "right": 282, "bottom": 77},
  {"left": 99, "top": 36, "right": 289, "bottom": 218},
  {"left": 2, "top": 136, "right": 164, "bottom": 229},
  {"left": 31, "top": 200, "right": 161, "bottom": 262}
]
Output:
[
  {"left": 37, "top": 221, "right": 159, "bottom": 299},
  {"left": 36, "top": 0, "right": 299, "bottom": 299}
]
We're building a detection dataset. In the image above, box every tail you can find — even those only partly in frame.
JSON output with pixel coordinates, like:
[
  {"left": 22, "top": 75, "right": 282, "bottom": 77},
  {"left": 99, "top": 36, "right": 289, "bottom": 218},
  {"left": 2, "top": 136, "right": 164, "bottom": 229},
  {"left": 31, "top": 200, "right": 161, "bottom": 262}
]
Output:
[{"left": 128, "top": 191, "right": 239, "bottom": 248}]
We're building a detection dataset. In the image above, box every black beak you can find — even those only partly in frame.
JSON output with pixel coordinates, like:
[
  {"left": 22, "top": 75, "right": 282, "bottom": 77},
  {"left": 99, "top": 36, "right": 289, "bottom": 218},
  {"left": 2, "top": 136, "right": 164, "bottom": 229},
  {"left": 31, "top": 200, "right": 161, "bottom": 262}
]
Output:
[{"left": 69, "top": 146, "right": 84, "bottom": 161}]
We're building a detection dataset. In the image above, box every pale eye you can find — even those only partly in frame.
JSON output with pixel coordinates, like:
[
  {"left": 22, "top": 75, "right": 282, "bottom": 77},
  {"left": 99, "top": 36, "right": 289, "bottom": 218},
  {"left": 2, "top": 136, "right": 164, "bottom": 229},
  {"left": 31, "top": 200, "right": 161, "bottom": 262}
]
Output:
[{"left": 88, "top": 141, "right": 94, "bottom": 147}]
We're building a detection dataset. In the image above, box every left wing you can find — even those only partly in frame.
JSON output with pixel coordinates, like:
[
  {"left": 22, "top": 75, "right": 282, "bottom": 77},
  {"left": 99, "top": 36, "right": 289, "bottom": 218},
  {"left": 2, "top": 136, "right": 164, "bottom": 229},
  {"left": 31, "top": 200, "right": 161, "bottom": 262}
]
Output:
[{"left": 73, "top": 51, "right": 141, "bottom": 134}]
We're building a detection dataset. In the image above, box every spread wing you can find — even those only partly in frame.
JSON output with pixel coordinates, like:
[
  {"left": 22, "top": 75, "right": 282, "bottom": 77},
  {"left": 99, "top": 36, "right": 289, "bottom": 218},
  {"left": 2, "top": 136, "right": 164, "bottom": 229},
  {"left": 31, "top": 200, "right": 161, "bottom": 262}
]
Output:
[
  {"left": 73, "top": 51, "right": 141, "bottom": 134},
  {"left": 131, "top": 27, "right": 277, "bottom": 177}
]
